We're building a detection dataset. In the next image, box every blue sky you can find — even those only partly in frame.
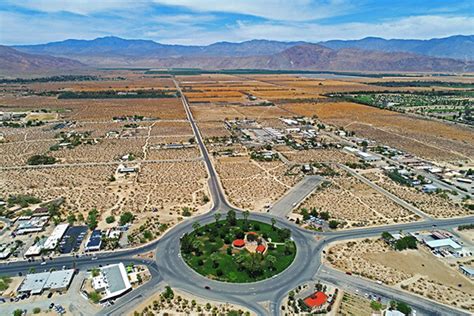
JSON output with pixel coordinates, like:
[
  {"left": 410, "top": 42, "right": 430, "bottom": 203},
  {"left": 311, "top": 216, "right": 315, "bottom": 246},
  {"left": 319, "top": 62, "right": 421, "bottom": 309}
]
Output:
[{"left": 0, "top": 0, "right": 473, "bottom": 45}]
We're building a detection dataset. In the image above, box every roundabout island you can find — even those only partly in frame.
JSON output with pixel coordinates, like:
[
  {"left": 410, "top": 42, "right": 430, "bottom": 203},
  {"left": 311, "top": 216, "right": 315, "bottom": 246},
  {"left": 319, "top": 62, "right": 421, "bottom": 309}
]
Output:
[{"left": 180, "top": 210, "right": 297, "bottom": 283}]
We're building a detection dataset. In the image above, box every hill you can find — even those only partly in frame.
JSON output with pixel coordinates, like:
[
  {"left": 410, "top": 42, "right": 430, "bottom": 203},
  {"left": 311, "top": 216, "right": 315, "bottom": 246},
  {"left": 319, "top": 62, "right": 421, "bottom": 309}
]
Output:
[
  {"left": 0, "top": 45, "right": 85, "bottom": 75},
  {"left": 320, "top": 35, "right": 474, "bottom": 61}
]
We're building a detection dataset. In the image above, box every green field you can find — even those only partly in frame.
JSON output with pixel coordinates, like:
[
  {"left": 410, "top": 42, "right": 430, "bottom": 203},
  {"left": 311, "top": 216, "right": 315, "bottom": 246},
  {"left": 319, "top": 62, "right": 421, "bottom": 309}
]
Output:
[{"left": 181, "top": 212, "right": 296, "bottom": 283}]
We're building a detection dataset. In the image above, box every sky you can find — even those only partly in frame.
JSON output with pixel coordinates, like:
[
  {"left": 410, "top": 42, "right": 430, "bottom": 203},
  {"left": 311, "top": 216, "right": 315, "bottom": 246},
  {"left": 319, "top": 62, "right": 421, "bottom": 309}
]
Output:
[{"left": 0, "top": 0, "right": 473, "bottom": 45}]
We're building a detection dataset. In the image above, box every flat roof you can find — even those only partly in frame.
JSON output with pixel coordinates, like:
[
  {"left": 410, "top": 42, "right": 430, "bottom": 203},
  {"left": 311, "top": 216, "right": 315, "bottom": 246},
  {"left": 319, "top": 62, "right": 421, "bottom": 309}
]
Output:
[
  {"left": 18, "top": 272, "right": 50, "bottom": 294},
  {"left": 86, "top": 230, "right": 102, "bottom": 249},
  {"left": 101, "top": 263, "right": 132, "bottom": 300},
  {"left": 460, "top": 265, "right": 474, "bottom": 275},
  {"left": 44, "top": 269, "right": 75, "bottom": 290},
  {"left": 44, "top": 224, "right": 69, "bottom": 250},
  {"left": 425, "top": 238, "right": 461, "bottom": 250}
]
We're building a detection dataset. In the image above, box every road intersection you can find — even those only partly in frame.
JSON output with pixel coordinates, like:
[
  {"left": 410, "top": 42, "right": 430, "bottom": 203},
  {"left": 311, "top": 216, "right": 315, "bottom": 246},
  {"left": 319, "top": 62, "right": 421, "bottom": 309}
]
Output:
[{"left": 0, "top": 80, "right": 472, "bottom": 316}]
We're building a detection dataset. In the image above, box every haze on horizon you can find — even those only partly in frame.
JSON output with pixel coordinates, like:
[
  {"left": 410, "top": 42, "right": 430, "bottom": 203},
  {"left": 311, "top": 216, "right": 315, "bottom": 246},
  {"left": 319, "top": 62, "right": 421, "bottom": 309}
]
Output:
[{"left": 1, "top": 0, "right": 474, "bottom": 46}]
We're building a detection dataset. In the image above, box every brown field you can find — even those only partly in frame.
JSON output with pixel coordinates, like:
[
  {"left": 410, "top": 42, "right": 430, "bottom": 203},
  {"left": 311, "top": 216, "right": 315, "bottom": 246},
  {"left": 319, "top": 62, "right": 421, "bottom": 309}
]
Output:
[
  {"left": 298, "top": 166, "right": 419, "bottom": 228},
  {"left": 215, "top": 156, "right": 303, "bottom": 210},
  {"left": 365, "top": 171, "right": 471, "bottom": 218},
  {"left": 311, "top": 102, "right": 474, "bottom": 163},
  {"left": 326, "top": 238, "right": 474, "bottom": 312}
]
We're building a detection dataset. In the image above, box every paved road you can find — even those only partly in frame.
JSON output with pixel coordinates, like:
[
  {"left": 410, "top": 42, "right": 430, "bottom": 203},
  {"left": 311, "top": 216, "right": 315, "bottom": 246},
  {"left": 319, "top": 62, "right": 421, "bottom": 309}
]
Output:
[
  {"left": 338, "top": 164, "right": 431, "bottom": 220},
  {"left": 269, "top": 175, "right": 325, "bottom": 217},
  {"left": 318, "top": 267, "right": 470, "bottom": 316},
  {"left": 1, "top": 79, "right": 473, "bottom": 316}
]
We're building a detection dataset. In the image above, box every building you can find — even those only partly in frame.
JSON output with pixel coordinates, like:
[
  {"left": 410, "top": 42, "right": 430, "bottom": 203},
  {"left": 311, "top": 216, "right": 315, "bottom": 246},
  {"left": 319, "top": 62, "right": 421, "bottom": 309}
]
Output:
[
  {"left": 425, "top": 238, "right": 462, "bottom": 251},
  {"left": 24, "top": 238, "right": 47, "bottom": 257},
  {"left": 15, "top": 216, "right": 49, "bottom": 235},
  {"left": 357, "top": 151, "right": 381, "bottom": 162},
  {"left": 459, "top": 265, "right": 474, "bottom": 279},
  {"left": 85, "top": 230, "right": 102, "bottom": 252},
  {"left": 44, "top": 224, "right": 69, "bottom": 250},
  {"left": 422, "top": 184, "right": 438, "bottom": 193},
  {"left": 18, "top": 269, "right": 75, "bottom": 295},
  {"left": 303, "top": 291, "right": 328, "bottom": 310},
  {"left": 232, "top": 239, "right": 245, "bottom": 248},
  {"left": 117, "top": 165, "right": 138, "bottom": 173},
  {"left": 92, "top": 263, "right": 132, "bottom": 302},
  {"left": 385, "top": 311, "right": 405, "bottom": 316}
]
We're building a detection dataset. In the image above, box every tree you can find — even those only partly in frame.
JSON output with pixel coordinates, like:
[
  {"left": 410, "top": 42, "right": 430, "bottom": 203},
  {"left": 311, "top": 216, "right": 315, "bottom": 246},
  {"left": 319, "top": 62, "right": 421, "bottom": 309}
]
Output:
[
  {"left": 328, "top": 220, "right": 339, "bottom": 229},
  {"left": 119, "top": 211, "right": 134, "bottom": 226},
  {"left": 89, "top": 291, "right": 102, "bottom": 303},
  {"left": 162, "top": 286, "right": 174, "bottom": 300},
  {"left": 226, "top": 210, "right": 237, "bottom": 226},
  {"left": 243, "top": 210, "right": 250, "bottom": 225},
  {"left": 214, "top": 213, "right": 221, "bottom": 225},
  {"left": 87, "top": 209, "right": 99, "bottom": 230},
  {"left": 271, "top": 218, "right": 276, "bottom": 230},
  {"left": 266, "top": 255, "right": 277, "bottom": 270},
  {"left": 106, "top": 215, "right": 115, "bottom": 224},
  {"left": 192, "top": 221, "right": 201, "bottom": 232},
  {"left": 210, "top": 253, "right": 220, "bottom": 268},
  {"left": 319, "top": 211, "right": 330, "bottom": 221},
  {"left": 13, "top": 309, "right": 23, "bottom": 316},
  {"left": 67, "top": 213, "right": 76, "bottom": 225},
  {"left": 381, "top": 231, "right": 393, "bottom": 241}
]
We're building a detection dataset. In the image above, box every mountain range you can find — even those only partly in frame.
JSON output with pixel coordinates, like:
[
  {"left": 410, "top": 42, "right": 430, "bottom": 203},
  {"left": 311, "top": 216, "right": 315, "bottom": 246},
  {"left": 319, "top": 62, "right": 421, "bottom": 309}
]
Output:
[{"left": 1, "top": 35, "right": 473, "bottom": 75}]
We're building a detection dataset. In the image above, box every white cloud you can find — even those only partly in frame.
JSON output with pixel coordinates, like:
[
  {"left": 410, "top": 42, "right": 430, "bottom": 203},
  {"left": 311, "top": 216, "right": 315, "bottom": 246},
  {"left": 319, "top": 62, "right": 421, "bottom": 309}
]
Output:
[
  {"left": 230, "top": 15, "right": 474, "bottom": 42},
  {"left": 152, "top": 0, "right": 354, "bottom": 21},
  {"left": 5, "top": 0, "right": 139, "bottom": 15}
]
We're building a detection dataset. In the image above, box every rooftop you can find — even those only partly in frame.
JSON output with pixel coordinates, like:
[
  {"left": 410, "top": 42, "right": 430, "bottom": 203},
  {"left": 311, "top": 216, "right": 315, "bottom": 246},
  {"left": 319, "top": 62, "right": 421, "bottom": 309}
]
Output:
[{"left": 303, "top": 291, "right": 328, "bottom": 308}]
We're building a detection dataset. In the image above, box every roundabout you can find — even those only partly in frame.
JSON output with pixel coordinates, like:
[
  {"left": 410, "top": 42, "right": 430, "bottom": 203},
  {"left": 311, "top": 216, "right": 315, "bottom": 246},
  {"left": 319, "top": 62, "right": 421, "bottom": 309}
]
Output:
[{"left": 180, "top": 211, "right": 297, "bottom": 283}]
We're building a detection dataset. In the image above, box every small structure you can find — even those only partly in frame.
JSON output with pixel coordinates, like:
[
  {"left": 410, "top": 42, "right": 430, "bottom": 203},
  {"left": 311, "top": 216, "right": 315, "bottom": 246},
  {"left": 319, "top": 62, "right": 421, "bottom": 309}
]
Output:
[
  {"left": 85, "top": 230, "right": 102, "bottom": 252},
  {"left": 459, "top": 265, "right": 474, "bottom": 279},
  {"left": 422, "top": 184, "right": 438, "bottom": 193},
  {"left": 15, "top": 216, "right": 49, "bottom": 235},
  {"left": 303, "top": 291, "right": 328, "bottom": 310},
  {"left": 232, "top": 239, "right": 245, "bottom": 248},
  {"left": 256, "top": 245, "right": 266, "bottom": 254}
]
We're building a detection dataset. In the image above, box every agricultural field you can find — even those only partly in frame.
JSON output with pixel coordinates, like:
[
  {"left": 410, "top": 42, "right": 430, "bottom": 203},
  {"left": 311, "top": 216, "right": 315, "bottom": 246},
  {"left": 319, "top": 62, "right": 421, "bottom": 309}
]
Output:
[{"left": 326, "top": 238, "right": 474, "bottom": 312}]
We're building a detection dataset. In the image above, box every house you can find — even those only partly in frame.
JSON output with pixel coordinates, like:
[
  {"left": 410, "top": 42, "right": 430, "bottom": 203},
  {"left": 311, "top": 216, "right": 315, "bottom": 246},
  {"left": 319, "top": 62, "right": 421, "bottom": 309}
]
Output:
[{"left": 118, "top": 165, "right": 138, "bottom": 173}]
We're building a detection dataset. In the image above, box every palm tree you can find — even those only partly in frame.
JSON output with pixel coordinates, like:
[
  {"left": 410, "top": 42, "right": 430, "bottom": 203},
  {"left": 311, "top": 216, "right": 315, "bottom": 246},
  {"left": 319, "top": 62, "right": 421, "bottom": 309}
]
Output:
[
  {"left": 243, "top": 210, "right": 250, "bottom": 225},
  {"left": 271, "top": 218, "right": 276, "bottom": 230},
  {"left": 214, "top": 213, "right": 221, "bottom": 225},
  {"left": 266, "top": 255, "right": 277, "bottom": 271},
  {"left": 192, "top": 221, "right": 201, "bottom": 232}
]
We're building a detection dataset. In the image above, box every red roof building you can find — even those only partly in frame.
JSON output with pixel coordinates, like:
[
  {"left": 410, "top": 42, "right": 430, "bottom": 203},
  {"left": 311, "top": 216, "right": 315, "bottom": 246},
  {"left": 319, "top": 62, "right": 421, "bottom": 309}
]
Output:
[
  {"left": 232, "top": 239, "right": 245, "bottom": 247},
  {"left": 247, "top": 232, "right": 257, "bottom": 235},
  {"left": 303, "top": 291, "right": 328, "bottom": 309},
  {"left": 256, "top": 244, "right": 266, "bottom": 253}
]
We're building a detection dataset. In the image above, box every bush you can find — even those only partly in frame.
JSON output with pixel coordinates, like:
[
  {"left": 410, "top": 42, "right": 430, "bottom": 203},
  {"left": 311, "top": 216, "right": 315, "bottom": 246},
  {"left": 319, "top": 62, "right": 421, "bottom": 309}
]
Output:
[
  {"left": 89, "top": 291, "right": 102, "bottom": 303},
  {"left": 328, "top": 220, "right": 339, "bottom": 229},
  {"left": 119, "top": 211, "right": 134, "bottom": 225},
  {"left": 27, "top": 155, "right": 57, "bottom": 165},
  {"left": 33, "top": 307, "right": 41, "bottom": 314},
  {"left": 106, "top": 216, "right": 115, "bottom": 224}
]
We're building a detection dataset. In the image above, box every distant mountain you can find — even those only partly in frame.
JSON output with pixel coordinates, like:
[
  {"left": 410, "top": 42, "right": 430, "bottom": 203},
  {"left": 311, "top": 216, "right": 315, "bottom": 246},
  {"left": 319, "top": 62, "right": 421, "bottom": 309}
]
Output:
[
  {"left": 89, "top": 44, "right": 472, "bottom": 72},
  {"left": 0, "top": 45, "right": 85, "bottom": 75},
  {"left": 320, "top": 35, "right": 474, "bottom": 60},
  {"left": 13, "top": 36, "right": 303, "bottom": 60},
  {"left": 7, "top": 36, "right": 474, "bottom": 72}
]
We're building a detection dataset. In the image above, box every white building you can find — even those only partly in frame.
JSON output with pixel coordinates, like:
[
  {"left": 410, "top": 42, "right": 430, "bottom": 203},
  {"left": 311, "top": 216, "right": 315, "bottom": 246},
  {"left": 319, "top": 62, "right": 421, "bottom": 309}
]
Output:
[
  {"left": 18, "top": 269, "right": 75, "bottom": 294},
  {"left": 44, "top": 224, "right": 69, "bottom": 250},
  {"left": 425, "top": 238, "right": 462, "bottom": 251},
  {"left": 92, "top": 263, "right": 132, "bottom": 302}
]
